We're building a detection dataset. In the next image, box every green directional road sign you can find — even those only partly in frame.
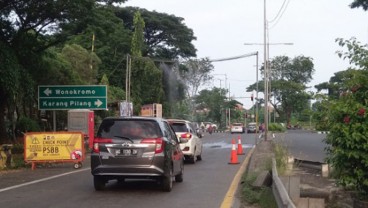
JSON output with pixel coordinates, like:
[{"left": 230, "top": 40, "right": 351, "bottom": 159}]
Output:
[{"left": 38, "top": 85, "right": 107, "bottom": 110}]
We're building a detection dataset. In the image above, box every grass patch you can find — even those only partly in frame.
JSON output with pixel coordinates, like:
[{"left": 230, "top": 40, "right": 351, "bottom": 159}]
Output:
[
  {"left": 12, "top": 154, "right": 26, "bottom": 169},
  {"left": 241, "top": 173, "right": 277, "bottom": 208},
  {"left": 274, "top": 142, "right": 288, "bottom": 175}
]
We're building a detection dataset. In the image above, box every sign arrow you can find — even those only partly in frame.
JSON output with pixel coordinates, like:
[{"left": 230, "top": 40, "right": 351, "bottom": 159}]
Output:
[
  {"left": 95, "top": 99, "right": 103, "bottom": 107},
  {"left": 43, "top": 88, "right": 52, "bottom": 96}
]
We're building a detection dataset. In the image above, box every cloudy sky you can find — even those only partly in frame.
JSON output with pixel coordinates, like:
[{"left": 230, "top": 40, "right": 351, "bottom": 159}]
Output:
[{"left": 124, "top": 0, "right": 368, "bottom": 109}]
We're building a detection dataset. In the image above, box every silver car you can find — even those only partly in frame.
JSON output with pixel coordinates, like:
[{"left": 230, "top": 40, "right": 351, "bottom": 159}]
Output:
[{"left": 91, "top": 116, "right": 185, "bottom": 192}]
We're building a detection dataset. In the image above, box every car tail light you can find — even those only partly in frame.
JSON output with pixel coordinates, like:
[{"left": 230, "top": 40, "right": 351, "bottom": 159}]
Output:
[
  {"left": 141, "top": 138, "right": 164, "bottom": 154},
  {"left": 93, "top": 138, "right": 112, "bottom": 153},
  {"left": 180, "top": 133, "right": 192, "bottom": 139}
]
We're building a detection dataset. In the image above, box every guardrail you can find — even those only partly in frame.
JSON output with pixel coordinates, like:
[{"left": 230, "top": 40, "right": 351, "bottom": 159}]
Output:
[{"left": 272, "top": 158, "right": 296, "bottom": 208}]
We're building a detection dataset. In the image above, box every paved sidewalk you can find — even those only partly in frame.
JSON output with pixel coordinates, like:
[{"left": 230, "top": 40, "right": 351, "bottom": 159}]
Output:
[{"left": 238, "top": 140, "right": 275, "bottom": 208}]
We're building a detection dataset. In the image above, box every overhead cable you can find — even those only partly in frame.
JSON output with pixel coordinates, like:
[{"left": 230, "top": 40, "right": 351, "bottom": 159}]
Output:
[{"left": 269, "top": 0, "right": 291, "bottom": 29}]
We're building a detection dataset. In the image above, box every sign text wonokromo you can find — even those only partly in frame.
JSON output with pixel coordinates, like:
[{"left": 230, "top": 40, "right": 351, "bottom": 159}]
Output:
[{"left": 38, "top": 85, "right": 107, "bottom": 110}]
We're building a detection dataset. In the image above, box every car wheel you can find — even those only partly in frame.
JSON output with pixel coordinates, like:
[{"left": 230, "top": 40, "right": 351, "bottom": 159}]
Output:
[
  {"left": 94, "top": 176, "right": 105, "bottom": 191},
  {"left": 162, "top": 168, "right": 173, "bottom": 192},
  {"left": 197, "top": 153, "right": 202, "bottom": 161},
  {"left": 197, "top": 148, "right": 202, "bottom": 161},
  {"left": 175, "top": 161, "right": 184, "bottom": 183}
]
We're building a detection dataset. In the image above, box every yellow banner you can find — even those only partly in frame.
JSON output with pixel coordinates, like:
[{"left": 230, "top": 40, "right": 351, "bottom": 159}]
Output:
[{"left": 24, "top": 132, "right": 83, "bottom": 161}]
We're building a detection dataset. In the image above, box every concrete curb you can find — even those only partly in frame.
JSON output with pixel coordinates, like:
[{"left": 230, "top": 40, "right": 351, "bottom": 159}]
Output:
[{"left": 220, "top": 147, "right": 255, "bottom": 208}]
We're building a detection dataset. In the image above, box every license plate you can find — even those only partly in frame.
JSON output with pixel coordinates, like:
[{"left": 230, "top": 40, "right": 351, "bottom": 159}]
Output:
[
  {"left": 116, "top": 149, "right": 138, "bottom": 156},
  {"left": 123, "top": 149, "right": 131, "bottom": 156}
]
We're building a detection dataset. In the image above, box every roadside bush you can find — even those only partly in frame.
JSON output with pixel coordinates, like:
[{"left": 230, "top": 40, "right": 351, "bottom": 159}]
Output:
[
  {"left": 325, "top": 38, "right": 368, "bottom": 199},
  {"left": 16, "top": 117, "right": 40, "bottom": 133},
  {"left": 11, "top": 143, "right": 24, "bottom": 154},
  {"left": 268, "top": 123, "right": 286, "bottom": 132}
]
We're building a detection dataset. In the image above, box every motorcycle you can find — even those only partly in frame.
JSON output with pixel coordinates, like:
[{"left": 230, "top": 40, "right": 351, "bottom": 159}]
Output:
[{"left": 207, "top": 126, "right": 213, "bottom": 134}]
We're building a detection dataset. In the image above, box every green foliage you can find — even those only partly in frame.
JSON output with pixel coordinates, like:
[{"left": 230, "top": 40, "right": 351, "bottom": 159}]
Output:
[
  {"left": 16, "top": 117, "right": 41, "bottom": 133},
  {"left": 268, "top": 123, "right": 286, "bottom": 132},
  {"left": 274, "top": 142, "right": 288, "bottom": 175},
  {"left": 11, "top": 144, "right": 24, "bottom": 154},
  {"left": 241, "top": 173, "right": 277, "bottom": 208},
  {"left": 195, "top": 87, "right": 228, "bottom": 126},
  {"left": 324, "top": 38, "right": 368, "bottom": 196},
  {"left": 181, "top": 58, "right": 214, "bottom": 97},
  {"left": 350, "top": 0, "right": 368, "bottom": 11},
  {"left": 246, "top": 55, "right": 314, "bottom": 125},
  {"left": 61, "top": 44, "right": 100, "bottom": 84},
  {"left": 116, "top": 7, "right": 197, "bottom": 59},
  {"left": 131, "top": 11, "right": 145, "bottom": 57}
]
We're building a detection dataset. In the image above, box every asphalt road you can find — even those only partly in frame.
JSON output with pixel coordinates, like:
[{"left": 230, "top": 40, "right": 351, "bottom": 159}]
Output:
[
  {"left": 274, "top": 129, "right": 328, "bottom": 163},
  {"left": 0, "top": 132, "right": 257, "bottom": 208}
]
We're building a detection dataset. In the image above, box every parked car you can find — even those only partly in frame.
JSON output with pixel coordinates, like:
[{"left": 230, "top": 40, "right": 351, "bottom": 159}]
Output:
[
  {"left": 247, "top": 122, "right": 257, "bottom": 133},
  {"left": 91, "top": 116, "right": 185, "bottom": 192},
  {"left": 167, "top": 119, "right": 203, "bottom": 164},
  {"left": 230, "top": 123, "right": 244, "bottom": 134},
  {"left": 191, "top": 122, "right": 204, "bottom": 138}
]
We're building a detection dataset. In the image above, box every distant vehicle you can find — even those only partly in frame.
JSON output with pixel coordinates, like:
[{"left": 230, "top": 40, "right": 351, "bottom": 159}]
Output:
[
  {"left": 91, "top": 116, "right": 185, "bottom": 192},
  {"left": 247, "top": 122, "right": 257, "bottom": 133},
  {"left": 204, "top": 122, "right": 217, "bottom": 132},
  {"left": 167, "top": 119, "right": 203, "bottom": 164},
  {"left": 231, "top": 123, "right": 244, "bottom": 134}
]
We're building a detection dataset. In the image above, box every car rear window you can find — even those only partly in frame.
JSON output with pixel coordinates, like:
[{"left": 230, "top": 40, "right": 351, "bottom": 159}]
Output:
[
  {"left": 97, "top": 119, "right": 162, "bottom": 140},
  {"left": 170, "top": 123, "right": 188, "bottom": 132},
  {"left": 233, "top": 123, "right": 243, "bottom": 126}
]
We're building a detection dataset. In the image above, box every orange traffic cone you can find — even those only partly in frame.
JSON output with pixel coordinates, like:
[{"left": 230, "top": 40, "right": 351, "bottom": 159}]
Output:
[
  {"left": 237, "top": 135, "right": 245, "bottom": 155},
  {"left": 228, "top": 139, "right": 240, "bottom": 164}
]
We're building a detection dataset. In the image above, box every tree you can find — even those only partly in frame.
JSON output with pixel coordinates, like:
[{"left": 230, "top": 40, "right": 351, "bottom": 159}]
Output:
[
  {"left": 61, "top": 44, "right": 101, "bottom": 84},
  {"left": 181, "top": 58, "right": 214, "bottom": 98},
  {"left": 62, "top": 5, "right": 132, "bottom": 88},
  {"left": 246, "top": 55, "right": 315, "bottom": 125},
  {"left": 324, "top": 38, "right": 368, "bottom": 197},
  {"left": 315, "top": 69, "right": 359, "bottom": 99},
  {"left": 195, "top": 87, "right": 229, "bottom": 127},
  {"left": 129, "top": 11, "right": 164, "bottom": 114},
  {"left": 350, "top": 0, "right": 368, "bottom": 10},
  {"left": 115, "top": 7, "right": 197, "bottom": 60}
]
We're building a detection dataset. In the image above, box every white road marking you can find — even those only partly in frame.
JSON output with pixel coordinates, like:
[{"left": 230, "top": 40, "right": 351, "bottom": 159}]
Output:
[{"left": 0, "top": 168, "right": 89, "bottom": 193}]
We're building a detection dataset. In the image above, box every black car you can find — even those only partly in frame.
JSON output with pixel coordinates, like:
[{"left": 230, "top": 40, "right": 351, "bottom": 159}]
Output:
[{"left": 91, "top": 116, "right": 186, "bottom": 192}]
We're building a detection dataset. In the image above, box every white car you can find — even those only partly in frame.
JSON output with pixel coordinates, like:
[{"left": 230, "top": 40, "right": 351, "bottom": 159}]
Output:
[
  {"left": 231, "top": 123, "right": 244, "bottom": 134},
  {"left": 167, "top": 119, "right": 203, "bottom": 163}
]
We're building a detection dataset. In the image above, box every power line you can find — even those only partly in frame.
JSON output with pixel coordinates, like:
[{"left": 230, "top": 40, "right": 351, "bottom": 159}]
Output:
[{"left": 269, "top": 0, "right": 291, "bottom": 29}]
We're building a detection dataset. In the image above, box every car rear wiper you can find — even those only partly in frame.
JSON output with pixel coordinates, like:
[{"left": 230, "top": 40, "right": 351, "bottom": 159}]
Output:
[{"left": 113, "top": 135, "right": 134, "bottom": 143}]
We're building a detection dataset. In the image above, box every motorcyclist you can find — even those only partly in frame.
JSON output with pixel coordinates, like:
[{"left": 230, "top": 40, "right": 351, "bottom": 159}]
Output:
[{"left": 207, "top": 125, "right": 213, "bottom": 134}]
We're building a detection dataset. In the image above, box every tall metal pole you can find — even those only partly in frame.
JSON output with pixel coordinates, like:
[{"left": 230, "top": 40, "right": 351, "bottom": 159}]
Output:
[
  {"left": 256, "top": 51, "right": 259, "bottom": 129},
  {"left": 255, "top": 52, "right": 259, "bottom": 145},
  {"left": 264, "top": 0, "right": 269, "bottom": 141}
]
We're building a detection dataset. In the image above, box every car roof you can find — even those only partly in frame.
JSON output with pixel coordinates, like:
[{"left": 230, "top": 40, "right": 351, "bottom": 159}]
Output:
[
  {"left": 102, "top": 116, "right": 164, "bottom": 122},
  {"left": 166, "top": 118, "right": 190, "bottom": 123}
]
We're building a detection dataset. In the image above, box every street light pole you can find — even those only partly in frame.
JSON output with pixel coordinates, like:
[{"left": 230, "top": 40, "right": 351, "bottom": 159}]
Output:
[{"left": 264, "top": 0, "right": 269, "bottom": 141}]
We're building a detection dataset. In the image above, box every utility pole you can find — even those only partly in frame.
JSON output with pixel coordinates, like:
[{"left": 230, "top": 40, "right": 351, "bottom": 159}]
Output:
[
  {"left": 125, "top": 54, "right": 132, "bottom": 116},
  {"left": 264, "top": 0, "right": 269, "bottom": 141}
]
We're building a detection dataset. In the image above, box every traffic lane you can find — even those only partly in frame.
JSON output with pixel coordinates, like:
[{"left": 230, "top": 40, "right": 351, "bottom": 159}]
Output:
[
  {"left": 276, "top": 130, "right": 328, "bottom": 162},
  {"left": 0, "top": 134, "right": 251, "bottom": 208},
  {"left": 204, "top": 132, "right": 259, "bottom": 146}
]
